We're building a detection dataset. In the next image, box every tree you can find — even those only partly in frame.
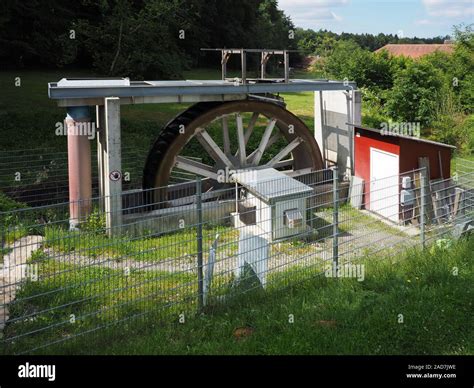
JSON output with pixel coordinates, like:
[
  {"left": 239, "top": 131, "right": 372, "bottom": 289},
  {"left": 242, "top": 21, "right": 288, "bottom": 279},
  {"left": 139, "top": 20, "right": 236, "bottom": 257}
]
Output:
[
  {"left": 77, "top": 0, "right": 189, "bottom": 79},
  {"left": 386, "top": 61, "right": 443, "bottom": 126},
  {"left": 451, "top": 24, "right": 474, "bottom": 113},
  {"left": 0, "top": 0, "right": 86, "bottom": 68},
  {"left": 323, "top": 40, "right": 395, "bottom": 90}
]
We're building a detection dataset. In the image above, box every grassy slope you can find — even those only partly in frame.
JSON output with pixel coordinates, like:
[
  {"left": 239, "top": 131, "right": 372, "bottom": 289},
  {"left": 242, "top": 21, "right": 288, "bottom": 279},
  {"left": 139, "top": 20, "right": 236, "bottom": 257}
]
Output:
[{"left": 26, "top": 236, "right": 473, "bottom": 355}]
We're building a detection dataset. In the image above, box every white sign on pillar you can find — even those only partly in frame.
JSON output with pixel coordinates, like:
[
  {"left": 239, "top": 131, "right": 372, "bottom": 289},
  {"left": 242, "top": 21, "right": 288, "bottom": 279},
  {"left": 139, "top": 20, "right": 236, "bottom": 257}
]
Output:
[{"left": 103, "top": 97, "right": 122, "bottom": 236}]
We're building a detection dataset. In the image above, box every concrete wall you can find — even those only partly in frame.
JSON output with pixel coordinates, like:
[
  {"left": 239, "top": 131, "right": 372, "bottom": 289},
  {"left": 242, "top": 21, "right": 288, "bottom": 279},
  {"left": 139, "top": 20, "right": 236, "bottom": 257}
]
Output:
[
  {"left": 122, "top": 200, "right": 235, "bottom": 236},
  {"left": 314, "top": 90, "right": 361, "bottom": 178}
]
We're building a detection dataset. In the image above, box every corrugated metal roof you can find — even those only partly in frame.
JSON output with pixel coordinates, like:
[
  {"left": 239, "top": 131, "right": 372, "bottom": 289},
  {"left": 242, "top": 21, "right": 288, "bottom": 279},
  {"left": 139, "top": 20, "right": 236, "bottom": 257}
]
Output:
[
  {"left": 375, "top": 44, "right": 454, "bottom": 59},
  {"left": 349, "top": 124, "right": 456, "bottom": 149},
  {"left": 232, "top": 168, "right": 313, "bottom": 202}
]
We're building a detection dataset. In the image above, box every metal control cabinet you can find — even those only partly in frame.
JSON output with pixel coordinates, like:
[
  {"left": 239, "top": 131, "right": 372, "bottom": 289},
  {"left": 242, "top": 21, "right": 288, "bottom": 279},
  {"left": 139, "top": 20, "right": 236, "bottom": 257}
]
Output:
[{"left": 233, "top": 168, "right": 313, "bottom": 241}]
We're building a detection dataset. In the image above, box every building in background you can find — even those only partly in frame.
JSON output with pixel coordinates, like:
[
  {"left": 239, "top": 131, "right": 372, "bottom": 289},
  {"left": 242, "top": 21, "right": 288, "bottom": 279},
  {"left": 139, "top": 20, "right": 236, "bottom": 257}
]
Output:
[{"left": 375, "top": 42, "right": 454, "bottom": 59}]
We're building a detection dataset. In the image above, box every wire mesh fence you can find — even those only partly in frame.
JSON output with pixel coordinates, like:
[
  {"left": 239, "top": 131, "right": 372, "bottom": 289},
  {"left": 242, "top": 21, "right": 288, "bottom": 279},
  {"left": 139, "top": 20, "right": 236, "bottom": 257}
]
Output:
[
  {"left": 1, "top": 164, "right": 473, "bottom": 354},
  {"left": 0, "top": 145, "right": 184, "bottom": 207}
]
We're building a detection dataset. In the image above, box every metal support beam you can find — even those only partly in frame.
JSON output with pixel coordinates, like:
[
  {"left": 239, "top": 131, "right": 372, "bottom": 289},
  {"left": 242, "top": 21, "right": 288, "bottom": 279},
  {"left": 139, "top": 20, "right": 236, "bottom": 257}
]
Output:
[
  {"left": 221, "top": 51, "right": 231, "bottom": 81},
  {"left": 241, "top": 49, "right": 247, "bottom": 85},
  {"left": 50, "top": 79, "right": 357, "bottom": 107},
  {"left": 261, "top": 51, "right": 271, "bottom": 79}
]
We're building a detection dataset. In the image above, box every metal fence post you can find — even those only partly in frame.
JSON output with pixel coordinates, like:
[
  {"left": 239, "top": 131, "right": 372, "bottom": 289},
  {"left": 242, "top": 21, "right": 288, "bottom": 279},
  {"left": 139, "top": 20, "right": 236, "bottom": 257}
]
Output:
[
  {"left": 196, "top": 177, "right": 204, "bottom": 311},
  {"left": 420, "top": 168, "right": 426, "bottom": 249},
  {"left": 332, "top": 167, "right": 339, "bottom": 272}
]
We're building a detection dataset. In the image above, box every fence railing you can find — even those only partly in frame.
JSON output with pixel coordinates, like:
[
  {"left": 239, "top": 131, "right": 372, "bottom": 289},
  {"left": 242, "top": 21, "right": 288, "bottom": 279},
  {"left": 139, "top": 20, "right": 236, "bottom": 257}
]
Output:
[
  {"left": 0, "top": 146, "right": 198, "bottom": 207},
  {"left": 1, "top": 164, "right": 473, "bottom": 354}
]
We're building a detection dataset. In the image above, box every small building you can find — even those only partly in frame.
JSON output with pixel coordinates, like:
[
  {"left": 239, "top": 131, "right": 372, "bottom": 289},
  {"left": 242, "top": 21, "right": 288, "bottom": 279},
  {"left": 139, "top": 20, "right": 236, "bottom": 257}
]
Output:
[
  {"left": 232, "top": 168, "right": 313, "bottom": 241},
  {"left": 352, "top": 125, "right": 455, "bottom": 222}
]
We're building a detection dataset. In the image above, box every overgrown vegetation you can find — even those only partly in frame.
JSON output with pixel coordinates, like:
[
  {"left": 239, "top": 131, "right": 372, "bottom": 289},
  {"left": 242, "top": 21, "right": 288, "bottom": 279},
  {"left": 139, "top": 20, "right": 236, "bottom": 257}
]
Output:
[
  {"left": 0, "top": 0, "right": 296, "bottom": 78},
  {"left": 4, "top": 235, "right": 471, "bottom": 355}
]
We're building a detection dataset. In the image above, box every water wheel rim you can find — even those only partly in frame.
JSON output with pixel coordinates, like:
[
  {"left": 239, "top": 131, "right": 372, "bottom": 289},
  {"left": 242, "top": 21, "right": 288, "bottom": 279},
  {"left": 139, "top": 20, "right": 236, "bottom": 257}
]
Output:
[{"left": 143, "top": 100, "right": 323, "bottom": 201}]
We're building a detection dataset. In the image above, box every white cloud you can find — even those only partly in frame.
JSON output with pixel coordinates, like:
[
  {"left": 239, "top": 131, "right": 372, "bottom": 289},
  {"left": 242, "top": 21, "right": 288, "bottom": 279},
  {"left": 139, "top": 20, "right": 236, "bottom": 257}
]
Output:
[
  {"left": 422, "top": 0, "right": 474, "bottom": 18},
  {"left": 415, "top": 19, "right": 432, "bottom": 25},
  {"left": 278, "top": 0, "right": 349, "bottom": 26},
  {"left": 278, "top": 0, "right": 349, "bottom": 7}
]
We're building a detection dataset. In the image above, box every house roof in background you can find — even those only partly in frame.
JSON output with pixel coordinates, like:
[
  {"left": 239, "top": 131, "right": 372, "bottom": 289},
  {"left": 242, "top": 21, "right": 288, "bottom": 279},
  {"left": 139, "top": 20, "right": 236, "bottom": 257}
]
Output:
[{"left": 375, "top": 44, "right": 454, "bottom": 59}]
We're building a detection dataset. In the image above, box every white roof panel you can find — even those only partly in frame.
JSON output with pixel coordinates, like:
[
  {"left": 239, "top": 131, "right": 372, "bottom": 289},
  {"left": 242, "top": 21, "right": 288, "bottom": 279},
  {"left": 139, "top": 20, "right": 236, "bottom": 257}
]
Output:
[{"left": 232, "top": 168, "right": 313, "bottom": 202}]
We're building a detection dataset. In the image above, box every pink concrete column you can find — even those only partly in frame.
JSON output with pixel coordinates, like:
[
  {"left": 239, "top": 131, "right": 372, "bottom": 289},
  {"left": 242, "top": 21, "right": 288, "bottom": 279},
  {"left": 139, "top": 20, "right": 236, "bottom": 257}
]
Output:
[{"left": 66, "top": 107, "right": 92, "bottom": 230}]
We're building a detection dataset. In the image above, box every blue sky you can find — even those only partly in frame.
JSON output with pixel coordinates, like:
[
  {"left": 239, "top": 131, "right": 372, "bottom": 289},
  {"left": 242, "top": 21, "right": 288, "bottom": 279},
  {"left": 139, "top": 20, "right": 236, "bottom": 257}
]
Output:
[{"left": 278, "top": 0, "right": 474, "bottom": 38}]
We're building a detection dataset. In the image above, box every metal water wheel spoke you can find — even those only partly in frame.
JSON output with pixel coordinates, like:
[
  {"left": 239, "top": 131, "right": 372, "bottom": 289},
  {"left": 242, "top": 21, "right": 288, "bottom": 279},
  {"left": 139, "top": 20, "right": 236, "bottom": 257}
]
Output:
[
  {"left": 195, "top": 128, "right": 233, "bottom": 167},
  {"left": 266, "top": 137, "right": 304, "bottom": 167},
  {"left": 222, "top": 116, "right": 231, "bottom": 155},
  {"left": 244, "top": 112, "right": 260, "bottom": 144},
  {"left": 251, "top": 118, "right": 277, "bottom": 166},
  {"left": 143, "top": 100, "right": 324, "bottom": 203},
  {"left": 236, "top": 113, "right": 247, "bottom": 166},
  {"left": 247, "top": 132, "right": 281, "bottom": 163},
  {"left": 174, "top": 156, "right": 219, "bottom": 180}
]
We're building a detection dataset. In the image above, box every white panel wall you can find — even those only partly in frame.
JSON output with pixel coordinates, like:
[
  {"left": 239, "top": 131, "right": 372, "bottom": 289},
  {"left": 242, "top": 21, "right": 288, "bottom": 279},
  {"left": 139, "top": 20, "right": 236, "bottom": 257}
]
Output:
[{"left": 314, "top": 90, "right": 361, "bottom": 178}]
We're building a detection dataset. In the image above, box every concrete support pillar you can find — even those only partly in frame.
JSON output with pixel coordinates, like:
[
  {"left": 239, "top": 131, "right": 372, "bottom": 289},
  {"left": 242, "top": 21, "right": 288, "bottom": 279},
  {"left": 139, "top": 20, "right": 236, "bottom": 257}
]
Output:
[
  {"left": 66, "top": 106, "right": 92, "bottom": 230},
  {"left": 97, "top": 97, "right": 122, "bottom": 236}
]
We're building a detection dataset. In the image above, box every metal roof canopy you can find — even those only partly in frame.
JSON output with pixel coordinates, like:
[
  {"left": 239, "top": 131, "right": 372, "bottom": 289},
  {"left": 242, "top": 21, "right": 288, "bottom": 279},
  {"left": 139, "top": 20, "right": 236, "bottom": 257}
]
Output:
[
  {"left": 232, "top": 168, "right": 313, "bottom": 203},
  {"left": 48, "top": 78, "right": 356, "bottom": 107}
]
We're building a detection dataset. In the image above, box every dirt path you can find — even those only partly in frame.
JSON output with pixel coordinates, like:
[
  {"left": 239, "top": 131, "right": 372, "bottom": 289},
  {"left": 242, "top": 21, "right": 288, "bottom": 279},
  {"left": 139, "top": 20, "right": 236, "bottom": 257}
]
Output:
[{"left": 1, "top": 235, "right": 43, "bottom": 334}]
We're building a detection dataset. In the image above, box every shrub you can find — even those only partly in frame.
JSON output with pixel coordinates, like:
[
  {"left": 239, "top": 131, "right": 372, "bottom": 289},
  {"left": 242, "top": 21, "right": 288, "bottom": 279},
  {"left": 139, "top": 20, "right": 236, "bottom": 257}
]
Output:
[
  {"left": 81, "top": 209, "right": 106, "bottom": 235},
  {"left": 386, "top": 61, "right": 443, "bottom": 126},
  {"left": 0, "top": 192, "right": 26, "bottom": 212}
]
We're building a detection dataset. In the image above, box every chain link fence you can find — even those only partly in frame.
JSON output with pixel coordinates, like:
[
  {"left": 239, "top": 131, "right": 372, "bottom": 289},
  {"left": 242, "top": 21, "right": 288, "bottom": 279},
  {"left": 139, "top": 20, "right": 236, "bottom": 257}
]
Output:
[{"left": 1, "top": 162, "right": 473, "bottom": 354}]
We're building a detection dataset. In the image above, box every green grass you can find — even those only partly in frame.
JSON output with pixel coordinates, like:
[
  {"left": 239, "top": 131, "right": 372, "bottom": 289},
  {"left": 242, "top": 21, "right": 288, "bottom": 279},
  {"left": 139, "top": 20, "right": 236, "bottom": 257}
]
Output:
[
  {"left": 2, "top": 258, "right": 197, "bottom": 354},
  {"left": 43, "top": 224, "right": 239, "bottom": 262},
  {"left": 4, "top": 235, "right": 471, "bottom": 355},
  {"left": 452, "top": 152, "right": 474, "bottom": 174},
  {"left": 83, "top": 236, "right": 474, "bottom": 355}
]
